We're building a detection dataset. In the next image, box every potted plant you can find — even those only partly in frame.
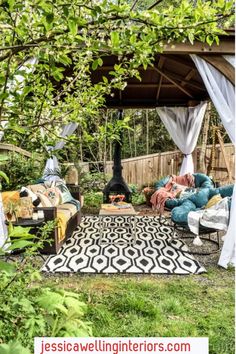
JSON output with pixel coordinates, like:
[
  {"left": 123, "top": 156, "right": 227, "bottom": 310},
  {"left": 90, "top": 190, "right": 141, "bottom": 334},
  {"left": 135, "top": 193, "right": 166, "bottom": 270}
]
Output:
[
  {"left": 142, "top": 186, "right": 155, "bottom": 207},
  {"left": 4, "top": 200, "right": 20, "bottom": 222}
]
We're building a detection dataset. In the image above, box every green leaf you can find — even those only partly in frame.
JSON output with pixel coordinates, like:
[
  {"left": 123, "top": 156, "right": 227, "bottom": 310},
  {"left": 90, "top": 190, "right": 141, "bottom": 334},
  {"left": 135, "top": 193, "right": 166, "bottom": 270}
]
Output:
[
  {"left": 97, "top": 58, "right": 103, "bottom": 67},
  {"left": 8, "top": 240, "right": 35, "bottom": 251},
  {"left": 0, "top": 341, "right": 31, "bottom": 354},
  {"left": 92, "top": 59, "right": 99, "bottom": 71},
  {"left": 111, "top": 31, "right": 120, "bottom": 47},
  {"left": 37, "top": 290, "right": 64, "bottom": 311},
  {"left": 8, "top": 124, "right": 25, "bottom": 134},
  {"left": 58, "top": 54, "right": 72, "bottom": 66},
  {"left": 206, "top": 35, "right": 214, "bottom": 46},
  {"left": 68, "top": 18, "right": 78, "bottom": 36},
  {"left": 9, "top": 226, "right": 32, "bottom": 237},
  {"left": 46, "top": 12, "right": 54, "bottom": 24},
  {"left": 0, "top": 260, "right": 16, "bottom": 274},
  {"left": 0, "top": 171, "right": 9, "bottom": 184}
]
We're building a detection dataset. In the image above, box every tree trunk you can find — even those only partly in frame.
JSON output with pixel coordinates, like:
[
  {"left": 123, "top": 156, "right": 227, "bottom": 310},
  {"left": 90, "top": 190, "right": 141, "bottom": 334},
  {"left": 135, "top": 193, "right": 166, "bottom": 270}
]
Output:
[
  {"left": 146, "top": 109, "right": 149, "bottom": 155},
  {"left": 133, "top": 114, "right": 137, "bottom": 157},
  {"left": 199, "top": 102, "right": 211, "bottom": 173}
]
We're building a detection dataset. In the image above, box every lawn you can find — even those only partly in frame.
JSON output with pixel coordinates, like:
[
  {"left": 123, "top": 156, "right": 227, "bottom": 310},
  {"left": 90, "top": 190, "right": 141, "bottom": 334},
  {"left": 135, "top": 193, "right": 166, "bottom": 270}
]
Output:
[{"left": 42, "top": 266, "right": 235, "bottom": 354}]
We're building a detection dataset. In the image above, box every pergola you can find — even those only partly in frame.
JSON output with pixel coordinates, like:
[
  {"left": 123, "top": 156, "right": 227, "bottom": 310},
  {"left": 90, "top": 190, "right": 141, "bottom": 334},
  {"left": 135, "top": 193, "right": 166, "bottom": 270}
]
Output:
[
  {"left": 91, "top": 29, "right": 235, "bottom": 108},
  {"left": 90, "top": 30, "right": 235, "bottom": 269}
]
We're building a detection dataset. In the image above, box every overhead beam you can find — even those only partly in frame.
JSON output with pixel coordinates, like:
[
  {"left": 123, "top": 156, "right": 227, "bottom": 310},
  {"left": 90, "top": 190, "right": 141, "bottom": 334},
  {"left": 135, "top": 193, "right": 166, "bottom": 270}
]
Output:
[
  {"left": 127, "top": 84, "right": 174, "bottom": 88},
  {"left": 200, "top": 55, "right": 235, "bottom": 85},
  {"left": 181, "top": 68, "right": 196, "bottom": 87},
  {"left": 163, "top": 40, "right": 235, "bottom": 54},
  {"left": 159, "top": 54, "right": 197, "bottom": 69},
  {"left": 105, "top": 98, "right": 202, "bottom": 109},
  {"left": 156, "top": 56, "right": 165, "bottom": 101},
  {"left": 154, "top": 66, "right": 194, "bottom": 98},
  {"left": 159, "top": 69, "right": 206, "bottom": 91}
]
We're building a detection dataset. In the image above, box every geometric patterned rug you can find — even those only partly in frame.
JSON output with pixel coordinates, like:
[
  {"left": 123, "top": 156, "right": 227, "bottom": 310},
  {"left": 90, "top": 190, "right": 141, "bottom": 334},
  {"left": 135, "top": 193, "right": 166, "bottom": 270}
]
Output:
[{"left": 42, "top": 216, "right": 205, "bottom": 274}]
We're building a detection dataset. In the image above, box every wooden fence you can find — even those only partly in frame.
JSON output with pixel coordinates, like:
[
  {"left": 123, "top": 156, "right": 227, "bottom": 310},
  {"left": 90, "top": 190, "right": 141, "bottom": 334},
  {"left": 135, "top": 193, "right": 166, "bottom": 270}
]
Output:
[{"left": 104, "top": 143, "right": 235, "bottom": 187}]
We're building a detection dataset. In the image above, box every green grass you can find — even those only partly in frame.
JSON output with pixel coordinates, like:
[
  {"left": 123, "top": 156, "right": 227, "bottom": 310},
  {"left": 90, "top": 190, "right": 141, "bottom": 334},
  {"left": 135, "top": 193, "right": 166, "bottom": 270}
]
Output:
[{"left": 42, "top": 266, "right": 235, "bottom": 354}]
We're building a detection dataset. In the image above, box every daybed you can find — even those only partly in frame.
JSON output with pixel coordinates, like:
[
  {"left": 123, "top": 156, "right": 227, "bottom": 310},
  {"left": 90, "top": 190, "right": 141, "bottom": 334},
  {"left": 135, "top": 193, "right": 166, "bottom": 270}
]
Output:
[
  {"left": 2, "top": 181, "right": 81, "bottom": 254},
  {"left": 150, "top": 173, "right": 214, "bottom": 215}
]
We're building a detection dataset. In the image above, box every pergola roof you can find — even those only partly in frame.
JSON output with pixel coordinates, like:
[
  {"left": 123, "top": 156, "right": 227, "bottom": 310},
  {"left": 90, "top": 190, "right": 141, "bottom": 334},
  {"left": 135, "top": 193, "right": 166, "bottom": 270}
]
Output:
[{"left": 91, "top": 30, "right": 235, "bottom": 108}]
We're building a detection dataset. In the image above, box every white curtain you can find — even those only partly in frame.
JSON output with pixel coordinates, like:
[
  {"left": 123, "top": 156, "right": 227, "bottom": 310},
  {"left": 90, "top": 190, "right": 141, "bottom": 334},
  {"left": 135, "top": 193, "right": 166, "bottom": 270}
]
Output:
[
  {"left": 156, "top": 102, "right": 207, "bottom": 175},
  {"left": 42, "top": 122, "right": 78, "bottom": 181},
  {"left": 191, "top": 54, "right": 235, "bottom": 268}
]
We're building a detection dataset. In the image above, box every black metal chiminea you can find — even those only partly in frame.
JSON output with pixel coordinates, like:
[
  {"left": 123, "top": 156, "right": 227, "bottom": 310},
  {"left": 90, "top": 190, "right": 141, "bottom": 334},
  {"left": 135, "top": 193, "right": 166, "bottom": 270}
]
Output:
[{"left": 103, "top": 110, "right": 132, "bottom": 203}]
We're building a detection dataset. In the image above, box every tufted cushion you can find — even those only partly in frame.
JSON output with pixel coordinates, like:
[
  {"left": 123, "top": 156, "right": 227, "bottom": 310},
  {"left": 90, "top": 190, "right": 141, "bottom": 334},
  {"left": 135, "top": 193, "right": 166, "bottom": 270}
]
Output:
[
  {"left": 193, "top": 173, "right": 214, "bottom": 188},
  {"left": 208, "top": 188, "right": 220, "bottom": 199},
  {"left": 154, "top": 176, "right": 170, "bottom": 190},
  {"left": 165, "top": 198, "right": 183, "bottom": 209},
  {"left": 188, "top": 188, "right": 210, "bottom": 208},
  {"left": 218, "top": 184, "right": 234, "bottom": 198},
  {"left": 171, "top": 200, "right": 197, "bottom": 224}
]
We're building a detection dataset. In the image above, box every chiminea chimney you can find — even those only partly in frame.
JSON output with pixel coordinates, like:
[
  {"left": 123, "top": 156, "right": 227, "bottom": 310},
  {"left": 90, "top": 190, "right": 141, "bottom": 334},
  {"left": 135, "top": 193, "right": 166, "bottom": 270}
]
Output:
[{"left": 103, "top": 110, "right": 131, "bottom": 203}]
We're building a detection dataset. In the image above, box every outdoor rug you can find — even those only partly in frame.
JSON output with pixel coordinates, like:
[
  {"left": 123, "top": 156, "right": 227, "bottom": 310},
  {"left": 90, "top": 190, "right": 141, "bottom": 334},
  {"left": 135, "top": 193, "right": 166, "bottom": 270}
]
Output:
[{"left": 42, "top": 216, "right": 205, "bottom": 274}]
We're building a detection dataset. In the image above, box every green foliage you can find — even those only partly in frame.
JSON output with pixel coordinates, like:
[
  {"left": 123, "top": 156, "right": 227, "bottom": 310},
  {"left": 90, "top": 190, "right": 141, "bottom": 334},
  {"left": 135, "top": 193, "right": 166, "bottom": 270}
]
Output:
[
  {"left": 0, "top": 222, "right": 92, "bottom": 351},
  {"left": 129, "top": 184, "right": 145, "bottom": 205},
  {"left": 80, "top": 172, "right": 107, "bottom": 193},
  {"left": 84, "top": 191, "right": 103, "bottom": 210},
  {"left": 0, "top": 152, "right": 44, "bottom": 191}
]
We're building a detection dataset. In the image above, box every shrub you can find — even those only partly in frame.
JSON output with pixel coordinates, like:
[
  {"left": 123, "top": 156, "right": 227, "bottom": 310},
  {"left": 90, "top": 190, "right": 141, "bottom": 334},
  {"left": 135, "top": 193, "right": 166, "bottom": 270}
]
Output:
[
  {"left": 0, "top": 152, "right": 44, "bottom": 191},
  {"left": 0, "top": 222, "right": 92, "bottom": 352}
]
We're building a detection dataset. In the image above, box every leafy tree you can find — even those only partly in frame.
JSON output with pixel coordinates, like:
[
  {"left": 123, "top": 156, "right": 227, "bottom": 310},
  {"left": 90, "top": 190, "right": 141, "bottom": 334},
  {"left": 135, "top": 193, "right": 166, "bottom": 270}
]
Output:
[{"left": 0, "top": 0, "right": 234, "bottom": 162}]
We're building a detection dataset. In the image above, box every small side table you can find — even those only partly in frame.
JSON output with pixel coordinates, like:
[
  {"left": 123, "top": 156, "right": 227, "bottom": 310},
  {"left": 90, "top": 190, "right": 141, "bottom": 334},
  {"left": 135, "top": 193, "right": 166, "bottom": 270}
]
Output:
[{"left": 99, "top": 205, "right": 138, "bottom": 245}]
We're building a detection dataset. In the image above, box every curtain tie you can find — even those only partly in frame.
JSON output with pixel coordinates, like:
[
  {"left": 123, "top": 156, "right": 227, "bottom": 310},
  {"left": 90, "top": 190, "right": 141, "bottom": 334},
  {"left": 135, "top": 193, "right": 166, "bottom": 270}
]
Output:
[{"left": 184, "top": 153, "right": 191, "bottom": 157}]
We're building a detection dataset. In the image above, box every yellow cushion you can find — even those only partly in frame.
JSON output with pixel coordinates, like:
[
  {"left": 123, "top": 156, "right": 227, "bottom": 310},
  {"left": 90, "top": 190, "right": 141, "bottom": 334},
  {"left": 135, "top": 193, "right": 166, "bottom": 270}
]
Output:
[
  {"left": 57, "top": 203, "right": 77, "bottom": 218},
  {"left": 205, "top": 194, "right": 222, "bottom": 209},
  {"left": 56, "top": 211, "right": 68, "bottom": 242}
]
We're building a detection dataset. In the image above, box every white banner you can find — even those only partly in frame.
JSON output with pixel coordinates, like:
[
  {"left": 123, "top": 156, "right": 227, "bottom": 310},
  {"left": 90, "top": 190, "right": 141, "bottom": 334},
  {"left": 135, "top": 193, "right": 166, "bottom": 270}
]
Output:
[{"left": 34, "top": 337, "right": 208, "bottom": 354}]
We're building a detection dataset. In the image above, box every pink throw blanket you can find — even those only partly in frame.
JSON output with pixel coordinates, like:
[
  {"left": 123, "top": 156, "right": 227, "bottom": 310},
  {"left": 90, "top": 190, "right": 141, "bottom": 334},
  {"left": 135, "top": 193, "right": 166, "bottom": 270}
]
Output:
[{"left": 150, "top": 173, "right": 195, "bottom": 214}]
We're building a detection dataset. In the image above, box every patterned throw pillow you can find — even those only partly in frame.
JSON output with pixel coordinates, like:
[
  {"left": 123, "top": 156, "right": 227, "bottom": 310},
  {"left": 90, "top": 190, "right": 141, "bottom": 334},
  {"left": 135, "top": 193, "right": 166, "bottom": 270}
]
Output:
[
  {"left": 55, "top": 182, "right": 73, "bottom": 204},
  {"left": 43, "top": 188, "right": 61, "bottom": 207}
]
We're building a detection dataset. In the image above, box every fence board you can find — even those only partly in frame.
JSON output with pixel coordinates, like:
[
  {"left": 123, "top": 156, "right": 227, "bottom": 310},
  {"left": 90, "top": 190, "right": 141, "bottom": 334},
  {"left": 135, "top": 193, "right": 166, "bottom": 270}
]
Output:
[{"left": 103, "top": 143, "right": 234, "bottom": 187}]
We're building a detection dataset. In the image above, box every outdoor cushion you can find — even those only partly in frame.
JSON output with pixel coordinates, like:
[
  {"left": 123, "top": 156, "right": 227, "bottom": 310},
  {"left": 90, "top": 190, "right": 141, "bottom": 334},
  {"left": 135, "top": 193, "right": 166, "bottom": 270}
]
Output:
[
  {"left": 43, "top": 187, "right": 61, "bottom": 206},
  {"left": 218, "top": 184, "right": 234, "bottom": 198},
  {"left": 193, "top": 173, "right": 214, "bottom": 188},
  {"left": 188, "top": 188, "right": 210, "bottom": 208},
  {"left": 205, "top": 194, "right": 222, "bottom": 209},
  {"left": 28, "top": 184, "right": 46, "bottom": 194},
  {"left": 154, "top": 176, "right": 170, "bottom": 190},
  {"left": 165, "top": 198, "right": 182, "bottom": 209},
  {"left": 36, "top": 192, "right": 53, "bottom": 207},
  {"left": 171, "top": 199, "right": 197, "bottom": 225},
  {"left": 57, "top": 203, "right": 77, "bottom": 219},
  {"left": 55, "top": 182, "right": 74, "bottom": 204}
]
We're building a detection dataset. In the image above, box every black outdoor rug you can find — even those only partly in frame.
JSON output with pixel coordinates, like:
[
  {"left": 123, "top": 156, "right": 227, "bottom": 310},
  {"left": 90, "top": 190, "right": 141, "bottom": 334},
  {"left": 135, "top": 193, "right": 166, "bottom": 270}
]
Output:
[{"left": 42, "top": 216, "right": 205, "bottom": 274}]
